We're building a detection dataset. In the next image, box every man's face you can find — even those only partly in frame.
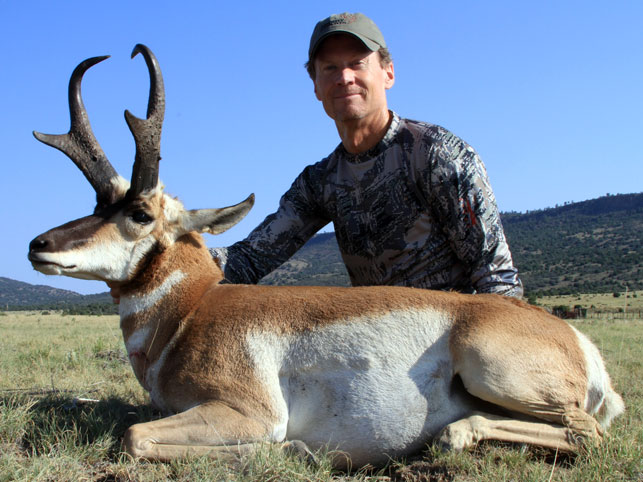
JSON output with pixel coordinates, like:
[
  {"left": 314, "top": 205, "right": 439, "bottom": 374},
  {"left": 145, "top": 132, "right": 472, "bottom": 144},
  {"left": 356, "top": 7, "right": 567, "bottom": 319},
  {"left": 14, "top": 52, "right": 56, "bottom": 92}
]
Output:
[{"left": 313, "top": 34, "right": 394, "bottom": 123}]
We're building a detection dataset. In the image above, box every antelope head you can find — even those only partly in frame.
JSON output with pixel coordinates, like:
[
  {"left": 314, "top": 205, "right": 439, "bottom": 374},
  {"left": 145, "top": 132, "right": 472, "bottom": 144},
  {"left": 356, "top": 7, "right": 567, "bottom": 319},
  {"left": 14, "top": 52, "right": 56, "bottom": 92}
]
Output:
[{"left": 28, "top": 45, "right": 253, "bottom": 283}]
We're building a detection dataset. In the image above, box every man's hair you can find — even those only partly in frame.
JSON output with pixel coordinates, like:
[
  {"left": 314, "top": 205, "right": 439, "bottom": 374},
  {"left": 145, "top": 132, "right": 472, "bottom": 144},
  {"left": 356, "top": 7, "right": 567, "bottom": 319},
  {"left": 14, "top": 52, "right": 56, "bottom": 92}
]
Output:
[{"left": 305, "top": 47, "right": 393, "bottom": 80}]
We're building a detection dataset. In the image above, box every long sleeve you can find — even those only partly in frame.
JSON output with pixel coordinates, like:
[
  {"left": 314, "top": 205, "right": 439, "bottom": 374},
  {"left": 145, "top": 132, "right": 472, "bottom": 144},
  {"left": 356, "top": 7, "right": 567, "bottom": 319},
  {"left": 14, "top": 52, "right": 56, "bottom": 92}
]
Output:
[
  {"left": 211, "top": 166, "right": 330, "bottom": 284},
  {"left": 426, "top": 132, "right": 523, "bottom": 297}
]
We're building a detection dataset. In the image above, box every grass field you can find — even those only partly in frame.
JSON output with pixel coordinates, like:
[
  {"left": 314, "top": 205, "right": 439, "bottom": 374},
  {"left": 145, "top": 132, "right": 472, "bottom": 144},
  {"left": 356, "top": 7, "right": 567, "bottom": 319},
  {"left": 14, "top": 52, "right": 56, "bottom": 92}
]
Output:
[
  {"left": 535, "top": 290, "right": 642, "bottom": 313},
  {"left": 1, "top": 306, "right": 641, "bottom": 481}
]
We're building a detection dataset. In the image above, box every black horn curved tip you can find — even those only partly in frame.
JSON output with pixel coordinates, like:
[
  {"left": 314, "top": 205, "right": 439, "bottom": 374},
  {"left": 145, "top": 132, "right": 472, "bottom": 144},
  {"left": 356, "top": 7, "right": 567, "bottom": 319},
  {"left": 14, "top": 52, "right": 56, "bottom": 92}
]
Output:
[
  {"left": 131, "top": 44, "right": 152, "bottom": 59},
  {"left": 72, "top": 55, "right": 111, "bottom": 77},
  {"left": 68, "top": 55, "right": 111, "bottom": 118}
]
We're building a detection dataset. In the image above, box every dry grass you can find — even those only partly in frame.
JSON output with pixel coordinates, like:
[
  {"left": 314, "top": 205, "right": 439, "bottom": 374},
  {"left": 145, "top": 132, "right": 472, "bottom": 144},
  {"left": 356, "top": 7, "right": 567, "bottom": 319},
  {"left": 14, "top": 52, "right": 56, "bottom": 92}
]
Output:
[
  {"left": 1, "top": 309, "right": 641, "bottom": 481},
  {"left": 536, "top": 290, "right": 642, "bottom": 312}
]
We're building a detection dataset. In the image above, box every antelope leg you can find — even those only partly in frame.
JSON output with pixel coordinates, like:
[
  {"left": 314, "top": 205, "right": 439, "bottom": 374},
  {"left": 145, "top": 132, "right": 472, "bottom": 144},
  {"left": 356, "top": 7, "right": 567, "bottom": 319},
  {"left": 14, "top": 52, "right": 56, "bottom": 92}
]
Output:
[
  {"left": 123, "top": 401, "right": 273, "bottom": 462},
  {"left": 437, "top": 410, "right": 600, "bottom": 452}
]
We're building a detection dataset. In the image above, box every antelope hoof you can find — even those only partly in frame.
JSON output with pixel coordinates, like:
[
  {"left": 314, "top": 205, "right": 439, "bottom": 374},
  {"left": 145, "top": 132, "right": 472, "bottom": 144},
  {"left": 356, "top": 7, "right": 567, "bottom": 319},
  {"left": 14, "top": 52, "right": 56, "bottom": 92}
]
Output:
[
  {"left": 282, "top": 439, "right": 319, "bottom": 466},
  {"left": 123, "top": 424, "right": 155, "bottom": 460},
  {"left": 436, "top": 421, "right": 475, "bottom": 452}
]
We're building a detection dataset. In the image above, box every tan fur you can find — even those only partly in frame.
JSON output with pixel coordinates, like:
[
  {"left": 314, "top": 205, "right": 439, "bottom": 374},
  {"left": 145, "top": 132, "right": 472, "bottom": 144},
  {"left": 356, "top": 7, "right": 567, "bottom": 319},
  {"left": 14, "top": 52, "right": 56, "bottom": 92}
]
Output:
[
  {"left": 450, "top": 296, "right": 591, "bottom": 433},
  {"left": 29, "top": 187, "right": 624, "bottom": 466},
  {"left": 115, "top": 231, "right": 618, "bottom": 459}
]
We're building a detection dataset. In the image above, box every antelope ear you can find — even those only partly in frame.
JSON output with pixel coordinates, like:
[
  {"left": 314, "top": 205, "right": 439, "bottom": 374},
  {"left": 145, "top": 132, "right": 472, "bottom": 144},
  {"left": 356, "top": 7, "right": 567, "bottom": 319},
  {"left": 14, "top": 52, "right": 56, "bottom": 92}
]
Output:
[{"left": 183, "top": 194, "right": 255, "bottom": 235}]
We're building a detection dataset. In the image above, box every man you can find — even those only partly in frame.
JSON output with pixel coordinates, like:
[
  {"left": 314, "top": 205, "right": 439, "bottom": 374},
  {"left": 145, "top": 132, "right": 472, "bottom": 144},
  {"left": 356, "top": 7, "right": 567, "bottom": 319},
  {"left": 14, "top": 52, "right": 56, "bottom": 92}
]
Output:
[
  {"left": 208, "top": 13, "right": 522, "bottom": 298},
  {"left": 111, "top": 12, "right": 522, "bottom": 302}
]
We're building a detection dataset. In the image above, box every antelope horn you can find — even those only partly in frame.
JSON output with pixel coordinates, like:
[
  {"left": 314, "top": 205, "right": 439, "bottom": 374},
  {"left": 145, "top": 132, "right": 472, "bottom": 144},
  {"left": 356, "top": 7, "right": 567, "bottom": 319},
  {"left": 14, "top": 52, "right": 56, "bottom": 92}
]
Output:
[
  {"left": 33, "top": 55, "right": 121, "bottom": 208},
  {"left": 125, "top": 44, "right": 165, "bottom": 197}
]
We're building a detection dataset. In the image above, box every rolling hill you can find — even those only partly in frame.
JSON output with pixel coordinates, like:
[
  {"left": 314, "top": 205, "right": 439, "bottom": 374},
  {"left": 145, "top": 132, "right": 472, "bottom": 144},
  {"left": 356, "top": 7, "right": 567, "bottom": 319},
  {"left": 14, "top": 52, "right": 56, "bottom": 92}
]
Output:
[
  {"left": 0, "top": 276, "right": 113, "bottom": 311},
  {"left": 501, "top": 193, "right": 641, "bottom": 295}
]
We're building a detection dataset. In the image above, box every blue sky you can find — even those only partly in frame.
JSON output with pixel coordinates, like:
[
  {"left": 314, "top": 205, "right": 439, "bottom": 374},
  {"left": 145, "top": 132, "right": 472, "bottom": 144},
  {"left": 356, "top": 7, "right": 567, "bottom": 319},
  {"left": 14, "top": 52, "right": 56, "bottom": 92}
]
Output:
[{"left": 2, "top": 1, "right": 641, "bottom": 294}]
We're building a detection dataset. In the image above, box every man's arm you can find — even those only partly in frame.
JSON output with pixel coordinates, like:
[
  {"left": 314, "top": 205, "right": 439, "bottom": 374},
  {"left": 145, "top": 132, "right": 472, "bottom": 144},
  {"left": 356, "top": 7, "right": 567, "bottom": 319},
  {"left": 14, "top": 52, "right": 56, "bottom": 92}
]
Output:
[
  {"left": 428, "top": 134, "right": 523, "bottom": 298},
  {"left": 211, "top": 165, "right": 330, "bottom": 284}
]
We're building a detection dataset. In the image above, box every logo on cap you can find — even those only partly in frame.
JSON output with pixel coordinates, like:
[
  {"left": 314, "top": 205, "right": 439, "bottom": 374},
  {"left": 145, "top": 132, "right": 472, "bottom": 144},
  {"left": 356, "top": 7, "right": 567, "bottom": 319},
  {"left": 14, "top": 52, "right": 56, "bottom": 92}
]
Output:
[{"left": 329, "top": 13, "right": 358, "bottom": 26}]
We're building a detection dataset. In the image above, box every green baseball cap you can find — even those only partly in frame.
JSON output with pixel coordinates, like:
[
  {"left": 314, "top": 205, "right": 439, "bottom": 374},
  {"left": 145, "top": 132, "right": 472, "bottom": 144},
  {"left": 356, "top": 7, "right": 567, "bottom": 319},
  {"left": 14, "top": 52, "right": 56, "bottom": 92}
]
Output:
[{"left": 308, "top": 12, "right": 387, "bottom": 61}]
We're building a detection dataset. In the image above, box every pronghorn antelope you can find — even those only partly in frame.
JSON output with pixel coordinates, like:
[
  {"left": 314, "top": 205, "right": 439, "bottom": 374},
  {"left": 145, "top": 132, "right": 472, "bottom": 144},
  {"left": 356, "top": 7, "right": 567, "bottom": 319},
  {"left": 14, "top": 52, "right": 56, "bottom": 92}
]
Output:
[{"left": 28, "top": 45, "right": 624, "bottom": 468}]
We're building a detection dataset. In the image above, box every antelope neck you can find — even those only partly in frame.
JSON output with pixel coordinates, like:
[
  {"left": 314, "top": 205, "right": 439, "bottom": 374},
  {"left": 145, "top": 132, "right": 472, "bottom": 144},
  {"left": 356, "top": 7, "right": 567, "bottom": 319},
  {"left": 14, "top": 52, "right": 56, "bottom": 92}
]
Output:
[{"left": 118, "top": 234, "right": 219, "bottom": 365}]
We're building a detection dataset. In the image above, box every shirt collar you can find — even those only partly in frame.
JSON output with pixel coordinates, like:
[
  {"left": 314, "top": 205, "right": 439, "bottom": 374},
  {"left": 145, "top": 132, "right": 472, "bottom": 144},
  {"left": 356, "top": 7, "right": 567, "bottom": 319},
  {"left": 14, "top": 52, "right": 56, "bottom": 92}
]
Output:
[{"left": 337, "top": 111, "right": 401, "bottom": 163}]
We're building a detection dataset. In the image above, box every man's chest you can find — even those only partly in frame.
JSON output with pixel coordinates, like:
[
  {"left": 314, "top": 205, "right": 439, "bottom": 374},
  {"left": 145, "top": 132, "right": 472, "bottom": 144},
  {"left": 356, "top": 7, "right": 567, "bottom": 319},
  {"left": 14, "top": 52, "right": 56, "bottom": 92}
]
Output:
[{"left": 325, "top": 160, "right": 425, "bottom": 256}]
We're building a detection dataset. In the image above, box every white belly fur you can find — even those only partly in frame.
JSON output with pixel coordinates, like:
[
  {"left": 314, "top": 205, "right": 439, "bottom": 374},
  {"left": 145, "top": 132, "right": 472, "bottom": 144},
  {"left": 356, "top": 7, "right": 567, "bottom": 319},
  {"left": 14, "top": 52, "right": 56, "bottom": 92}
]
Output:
[{"left": 245, "top": 307, "right": 470, "bottom": 465}]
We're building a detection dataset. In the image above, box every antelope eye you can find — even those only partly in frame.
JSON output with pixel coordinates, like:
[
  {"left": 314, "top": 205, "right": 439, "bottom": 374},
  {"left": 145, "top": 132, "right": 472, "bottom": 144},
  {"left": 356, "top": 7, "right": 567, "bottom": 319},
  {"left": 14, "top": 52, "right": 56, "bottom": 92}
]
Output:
[{"left": 131, "top": 210, "right": 153, "bottom": 225}]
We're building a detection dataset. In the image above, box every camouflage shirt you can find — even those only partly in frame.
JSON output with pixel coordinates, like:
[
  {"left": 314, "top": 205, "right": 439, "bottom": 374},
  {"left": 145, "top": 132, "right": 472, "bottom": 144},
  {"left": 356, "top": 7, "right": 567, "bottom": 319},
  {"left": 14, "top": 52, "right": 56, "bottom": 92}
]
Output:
[{"left": 212, "top": 111, "right": 523, "bottom": 297}]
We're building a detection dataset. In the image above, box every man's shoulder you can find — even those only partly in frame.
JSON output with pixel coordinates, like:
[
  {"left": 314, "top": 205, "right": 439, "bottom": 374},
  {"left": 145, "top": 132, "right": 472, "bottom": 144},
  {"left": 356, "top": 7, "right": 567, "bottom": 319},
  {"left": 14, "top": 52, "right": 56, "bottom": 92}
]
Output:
[
  {"left": 292, "top": 147, "right": 340, "bottom": 189},
  {"left": 304, "top": 143, "right": 344, "bottom": 175},
  {"left": 398, "top": 116, "right": 466, "bottom": 148}
]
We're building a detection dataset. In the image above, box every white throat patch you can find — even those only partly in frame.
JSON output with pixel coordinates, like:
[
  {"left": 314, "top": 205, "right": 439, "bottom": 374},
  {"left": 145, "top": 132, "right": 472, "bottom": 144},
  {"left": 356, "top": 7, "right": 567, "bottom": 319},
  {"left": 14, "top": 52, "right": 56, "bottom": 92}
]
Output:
[{"left": 120, "top": 270, "right": 186, "bottom": 319}]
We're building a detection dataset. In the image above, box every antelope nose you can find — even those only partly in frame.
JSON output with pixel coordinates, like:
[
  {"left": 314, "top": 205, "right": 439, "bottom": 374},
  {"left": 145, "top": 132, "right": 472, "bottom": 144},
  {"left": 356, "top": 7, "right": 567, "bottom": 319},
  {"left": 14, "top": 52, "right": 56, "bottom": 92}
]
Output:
[{"left": 29, "top": 236, "right": 48, "bottom": 253}]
